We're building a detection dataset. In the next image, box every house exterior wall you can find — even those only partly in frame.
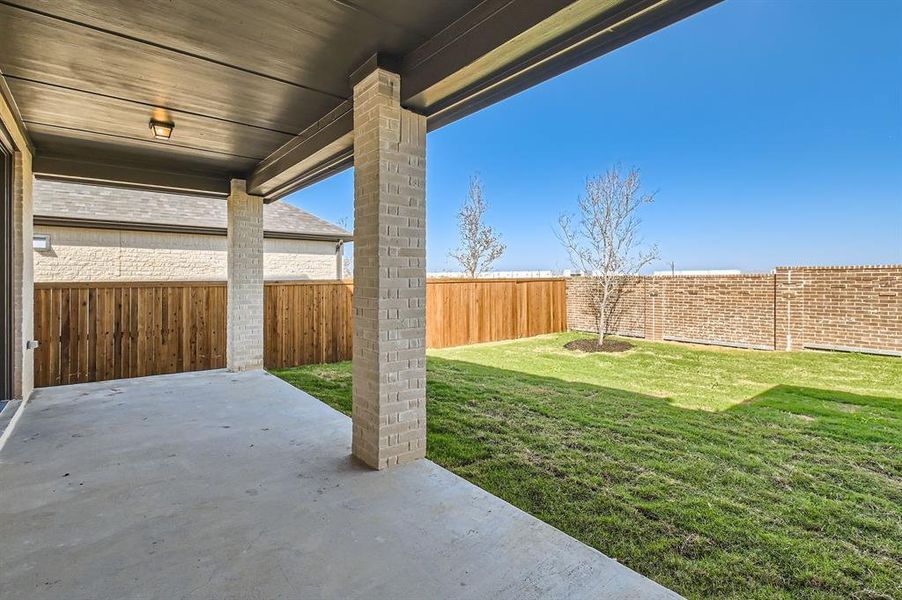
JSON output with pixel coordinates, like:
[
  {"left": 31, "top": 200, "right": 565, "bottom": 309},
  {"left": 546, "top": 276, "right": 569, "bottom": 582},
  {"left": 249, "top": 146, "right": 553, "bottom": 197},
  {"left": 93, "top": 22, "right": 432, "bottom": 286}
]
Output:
[
  {"left": 263, "top": 237, "right": 339, "bottom": 280},
  {"left": 2, "top": 91, "right": 34, "bottom": 401},
  {"left": 32, "top": 226, "right": 339, "bottom": 282}
]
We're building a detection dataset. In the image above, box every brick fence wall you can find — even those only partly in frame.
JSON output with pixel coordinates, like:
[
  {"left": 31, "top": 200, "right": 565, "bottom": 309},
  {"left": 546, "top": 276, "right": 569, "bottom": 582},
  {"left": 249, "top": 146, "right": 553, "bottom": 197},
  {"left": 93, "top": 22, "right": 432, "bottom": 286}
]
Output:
[
  {"left": 567, "top": 276, "right": 646, "bottom": 336},
  {"left": 657, "top": 274, "right": 776, "bottom": 350},
  {"left": 567, "top": 265, "right": 901, "bottom": 355},
  {"left": 775, "top": 265, "right": 902, "bottom": 354}
]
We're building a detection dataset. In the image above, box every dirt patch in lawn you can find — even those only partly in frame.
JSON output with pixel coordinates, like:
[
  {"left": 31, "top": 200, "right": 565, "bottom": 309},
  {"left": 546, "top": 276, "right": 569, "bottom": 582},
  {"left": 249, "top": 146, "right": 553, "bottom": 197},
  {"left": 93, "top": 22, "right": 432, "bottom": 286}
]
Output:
[{"left": 564, "top": 338, "right": 633, "bottom": 353}]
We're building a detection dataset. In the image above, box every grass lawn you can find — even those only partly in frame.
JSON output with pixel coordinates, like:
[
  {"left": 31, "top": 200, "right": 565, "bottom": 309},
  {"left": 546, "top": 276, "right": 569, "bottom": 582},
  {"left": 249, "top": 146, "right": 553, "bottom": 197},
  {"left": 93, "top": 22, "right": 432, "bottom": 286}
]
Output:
[{"left": 272, "top": 332, "right": 902, "bottom": 599}]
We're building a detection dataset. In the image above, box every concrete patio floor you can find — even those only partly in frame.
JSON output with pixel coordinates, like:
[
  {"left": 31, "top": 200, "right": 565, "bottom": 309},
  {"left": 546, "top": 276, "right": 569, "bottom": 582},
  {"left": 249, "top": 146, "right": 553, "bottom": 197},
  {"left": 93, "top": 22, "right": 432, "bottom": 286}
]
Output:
[{"left": 0, "top": 370, "right": 679, "bottom": 600}]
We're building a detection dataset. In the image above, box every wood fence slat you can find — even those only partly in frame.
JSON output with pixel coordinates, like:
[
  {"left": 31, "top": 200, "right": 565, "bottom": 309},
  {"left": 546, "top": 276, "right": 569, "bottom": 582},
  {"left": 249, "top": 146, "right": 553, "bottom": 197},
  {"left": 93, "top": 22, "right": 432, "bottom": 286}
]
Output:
[
  {"left": 214, "top": 286, "right": 225, "bottom": 369},
  {"left": 137, "top": 287, "right": 149, "bottom": 378},
  {"left": 94, "top": 287, "right": 104, "bottom": 383},
  {"left": 75, "top": 287, "right": 86, "bottom": 383},
  {"left": 204, "top": 286, "right": 214, "bottom": 371},
  {"left": 105, "top": 287, "right": 116, "bottom": 381},
  {"left": 33, "top": 289, "right": 46, "bottom": 387},
  {"left": 70, "top": 287, "right": 80, "bottom": 383},
  {"left": 86, "top": 287, "right": 96, "bottom": 382},
  {"left": 114, "top": 286, "right": 124, "bottom": 380},
  {"left": 56, "top": 288, "right": 65, "bottom": 385},
  {"left": 59, "top": 288, "right": 71, "bottom": 385},
  {"left": 302, "top": 284, "right": 312, "bottom": 365},
  {"left": 129, "top": 286, "right": 137, "bottom": 378},
  {"left": 50, "top": 287, "right": 60, "bottom": 386},
  {"left": 281, "top": 284, "right": 290, "bottom": 367},
  {"left": 193, "top": 286, "right": 203, "bottom": 371}
]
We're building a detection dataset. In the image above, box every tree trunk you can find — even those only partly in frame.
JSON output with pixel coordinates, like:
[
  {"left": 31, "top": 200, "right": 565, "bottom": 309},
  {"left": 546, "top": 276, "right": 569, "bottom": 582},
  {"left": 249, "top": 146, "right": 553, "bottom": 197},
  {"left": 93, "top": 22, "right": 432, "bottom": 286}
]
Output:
[{"left": 597, "top": 286, "right": 609, "bottom": 347}]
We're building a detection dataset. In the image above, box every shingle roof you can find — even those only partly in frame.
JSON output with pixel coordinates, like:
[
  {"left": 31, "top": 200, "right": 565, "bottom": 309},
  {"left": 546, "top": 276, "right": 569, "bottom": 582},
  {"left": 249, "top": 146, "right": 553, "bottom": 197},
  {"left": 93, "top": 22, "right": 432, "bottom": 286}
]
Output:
[{"left": 33, "top": 179, "right": 352, "bottom": 240}]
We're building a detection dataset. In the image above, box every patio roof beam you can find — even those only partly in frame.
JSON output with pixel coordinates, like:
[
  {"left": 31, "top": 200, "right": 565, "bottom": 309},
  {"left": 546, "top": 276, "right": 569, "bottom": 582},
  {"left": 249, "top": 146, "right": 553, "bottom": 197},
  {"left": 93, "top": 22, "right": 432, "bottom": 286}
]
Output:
[
  {"left": 246, "top": 102, "right": 354, "bottom": 203},
  {"left": 248, "top": 0, "right": 720, "bottom": 200},
  {"left": 33, "top": 156, "right": 230, "bottom": 197}
]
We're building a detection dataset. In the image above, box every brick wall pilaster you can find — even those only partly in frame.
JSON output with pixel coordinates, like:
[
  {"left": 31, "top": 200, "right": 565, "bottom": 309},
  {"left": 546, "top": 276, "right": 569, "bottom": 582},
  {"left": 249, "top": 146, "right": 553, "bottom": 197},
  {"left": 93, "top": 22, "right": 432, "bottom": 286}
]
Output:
[
  {"left": 774, "top": 268, "right": 795, "bottom": 351},
  {"left": 351, "top": 67, "right": 427, "bottom": 469},
  {"left": 645, "top": 278, "right": 664, "bottom": 342}
]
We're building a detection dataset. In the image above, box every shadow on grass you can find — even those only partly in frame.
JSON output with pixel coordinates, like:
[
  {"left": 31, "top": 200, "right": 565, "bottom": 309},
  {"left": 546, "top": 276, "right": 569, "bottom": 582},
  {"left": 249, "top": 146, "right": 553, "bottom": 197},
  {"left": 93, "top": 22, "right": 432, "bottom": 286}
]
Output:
[
  {"left": 736, "top": 384, "right": 901, "bottom": 446},
  {"left": 272, "top": 357, "right": 901, "bottom": 599}
]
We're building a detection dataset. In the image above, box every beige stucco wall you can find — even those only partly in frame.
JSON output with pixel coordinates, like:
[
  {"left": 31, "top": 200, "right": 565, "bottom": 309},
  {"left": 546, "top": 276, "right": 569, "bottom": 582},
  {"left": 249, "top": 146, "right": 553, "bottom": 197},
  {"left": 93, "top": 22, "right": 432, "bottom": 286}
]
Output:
[
  {"left": 32, "top": 226, "right": 340, "bottom": 282},
  {"left": 2, "top": 93, "right": 34, "bottom": 401}
]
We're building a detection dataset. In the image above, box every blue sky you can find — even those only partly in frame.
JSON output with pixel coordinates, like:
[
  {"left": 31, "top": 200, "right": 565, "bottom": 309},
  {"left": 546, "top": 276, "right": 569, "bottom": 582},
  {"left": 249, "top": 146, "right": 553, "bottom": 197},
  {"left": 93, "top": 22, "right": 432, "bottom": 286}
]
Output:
[{"left": 287, "top": 0, "right": 902, "bottom": 273}]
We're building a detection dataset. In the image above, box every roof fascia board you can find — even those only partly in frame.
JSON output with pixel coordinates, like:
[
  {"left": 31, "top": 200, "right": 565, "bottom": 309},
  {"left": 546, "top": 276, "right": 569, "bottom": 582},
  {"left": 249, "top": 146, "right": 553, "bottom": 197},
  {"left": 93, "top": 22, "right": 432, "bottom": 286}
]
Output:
[
  {"left": 33, "top": 215, "right": 352, "bottom": 242},
  {"left": 33, "top": 157, "right": 230, "bottom": 197}
]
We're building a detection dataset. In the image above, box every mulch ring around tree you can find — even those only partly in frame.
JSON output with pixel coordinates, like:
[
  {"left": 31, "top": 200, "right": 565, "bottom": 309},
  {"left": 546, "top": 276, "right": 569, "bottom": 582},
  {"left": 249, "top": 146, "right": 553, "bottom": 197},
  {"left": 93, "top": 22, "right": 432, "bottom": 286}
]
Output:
[{"left": 564, "top": 338, "right": 633, "bottom": 353}]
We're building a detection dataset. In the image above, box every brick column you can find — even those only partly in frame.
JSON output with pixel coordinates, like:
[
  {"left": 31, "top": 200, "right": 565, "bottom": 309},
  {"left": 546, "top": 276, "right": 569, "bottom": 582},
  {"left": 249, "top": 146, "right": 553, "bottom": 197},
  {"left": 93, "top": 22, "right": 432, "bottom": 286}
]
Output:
[
  {"left": 774, "top": 268, "right": 792, "bottom": 351},
  {"left": 351, "top": 67, "right": 427, "bottom": 469},
  {"left": 226, "top": 179, "right": 264, "bottom": 371},
  {"left": 645, "top": 278, "right": 664, "bottom": 342}
]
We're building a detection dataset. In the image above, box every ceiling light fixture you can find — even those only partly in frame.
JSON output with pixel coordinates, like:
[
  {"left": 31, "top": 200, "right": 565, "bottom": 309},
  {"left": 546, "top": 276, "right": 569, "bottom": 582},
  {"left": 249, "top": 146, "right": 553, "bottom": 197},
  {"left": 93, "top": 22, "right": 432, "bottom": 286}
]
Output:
[{"left": 149, "top": 118, "right": 175, "bottom": 140}]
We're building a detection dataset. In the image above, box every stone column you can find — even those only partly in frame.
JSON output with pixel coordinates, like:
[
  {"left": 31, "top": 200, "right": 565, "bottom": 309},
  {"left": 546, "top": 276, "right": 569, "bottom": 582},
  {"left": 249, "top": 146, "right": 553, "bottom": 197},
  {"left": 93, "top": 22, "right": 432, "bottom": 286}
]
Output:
[
  {"left": 351, "top": 67, "right": 427, "bottom": 469},
  {"left": 226, "top": 179, "right": 264, "bottom": 371}
]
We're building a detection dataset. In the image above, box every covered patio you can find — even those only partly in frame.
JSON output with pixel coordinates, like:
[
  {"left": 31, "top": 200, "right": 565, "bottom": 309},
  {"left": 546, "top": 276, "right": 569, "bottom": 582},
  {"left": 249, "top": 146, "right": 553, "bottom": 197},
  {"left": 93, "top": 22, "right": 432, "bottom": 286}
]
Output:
[
  {"left": 0, "top": 370, "right": 677, "bottom": 599},
  {"left": 1, "top": 1, "right": 719, "bottom": 596},
  {"left": 0, "top": 0, "right": 719, "bottom": 460}
]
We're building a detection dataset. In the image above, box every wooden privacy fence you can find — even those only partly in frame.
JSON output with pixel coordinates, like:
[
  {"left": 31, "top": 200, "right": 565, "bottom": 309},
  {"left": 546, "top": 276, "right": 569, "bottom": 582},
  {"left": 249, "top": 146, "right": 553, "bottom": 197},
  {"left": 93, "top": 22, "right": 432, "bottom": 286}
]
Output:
[
  {"left": 264, "top": 281, "right": 354, "bottom": 369},
  {"left": 426, "top": 278, "right": 567, "bottom": 348},
  {"left": 33, "top": 278, "right": 567, "bottom": 387},
  {"left": 33, "top": 281, "right": 227, "bottom": 388}
]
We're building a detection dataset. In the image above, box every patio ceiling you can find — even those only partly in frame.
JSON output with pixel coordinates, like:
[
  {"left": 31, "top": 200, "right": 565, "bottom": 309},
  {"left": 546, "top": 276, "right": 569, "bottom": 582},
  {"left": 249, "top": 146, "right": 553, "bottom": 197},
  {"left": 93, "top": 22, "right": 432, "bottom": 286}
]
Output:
[{"left": 0, "top": 0, "right": 719, "bottom": 199}]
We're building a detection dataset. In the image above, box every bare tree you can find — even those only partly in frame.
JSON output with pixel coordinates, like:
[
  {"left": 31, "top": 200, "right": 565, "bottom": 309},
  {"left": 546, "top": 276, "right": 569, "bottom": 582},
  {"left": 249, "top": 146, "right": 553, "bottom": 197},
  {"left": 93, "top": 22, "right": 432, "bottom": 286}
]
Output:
[
  {"left": 341, "top": 247, "right": 352, "bottom": 279},
  {"left": 557, "top": 165, "right": 659, "bottom": 347},
  {"left": 449, "top": 175, "right": 506, "bottom": 277}
]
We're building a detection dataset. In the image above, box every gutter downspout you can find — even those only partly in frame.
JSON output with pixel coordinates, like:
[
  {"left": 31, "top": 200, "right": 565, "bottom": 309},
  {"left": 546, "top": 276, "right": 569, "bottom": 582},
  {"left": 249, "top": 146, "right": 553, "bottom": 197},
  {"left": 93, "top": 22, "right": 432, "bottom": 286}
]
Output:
[{"left": 336, "top": 240, "right": 344, "bottom": 280}]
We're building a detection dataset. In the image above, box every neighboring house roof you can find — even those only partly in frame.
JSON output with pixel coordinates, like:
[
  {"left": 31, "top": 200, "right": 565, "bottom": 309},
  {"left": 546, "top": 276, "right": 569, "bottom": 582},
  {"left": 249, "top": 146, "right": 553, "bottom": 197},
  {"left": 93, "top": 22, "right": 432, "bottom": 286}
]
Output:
[{"left": 33, "top": 179, "right": 352, "bottom": 242}]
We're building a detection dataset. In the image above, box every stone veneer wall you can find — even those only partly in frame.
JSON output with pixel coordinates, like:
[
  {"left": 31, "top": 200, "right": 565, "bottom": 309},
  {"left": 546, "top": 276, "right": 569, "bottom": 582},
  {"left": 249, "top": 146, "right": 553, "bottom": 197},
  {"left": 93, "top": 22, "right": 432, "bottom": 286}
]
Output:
[
  {"left": 32, "top": 226, "right": 338, "bottom": 282},
  {"left": 567, "top": 265, "right": 902, "bottom": 355}
]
